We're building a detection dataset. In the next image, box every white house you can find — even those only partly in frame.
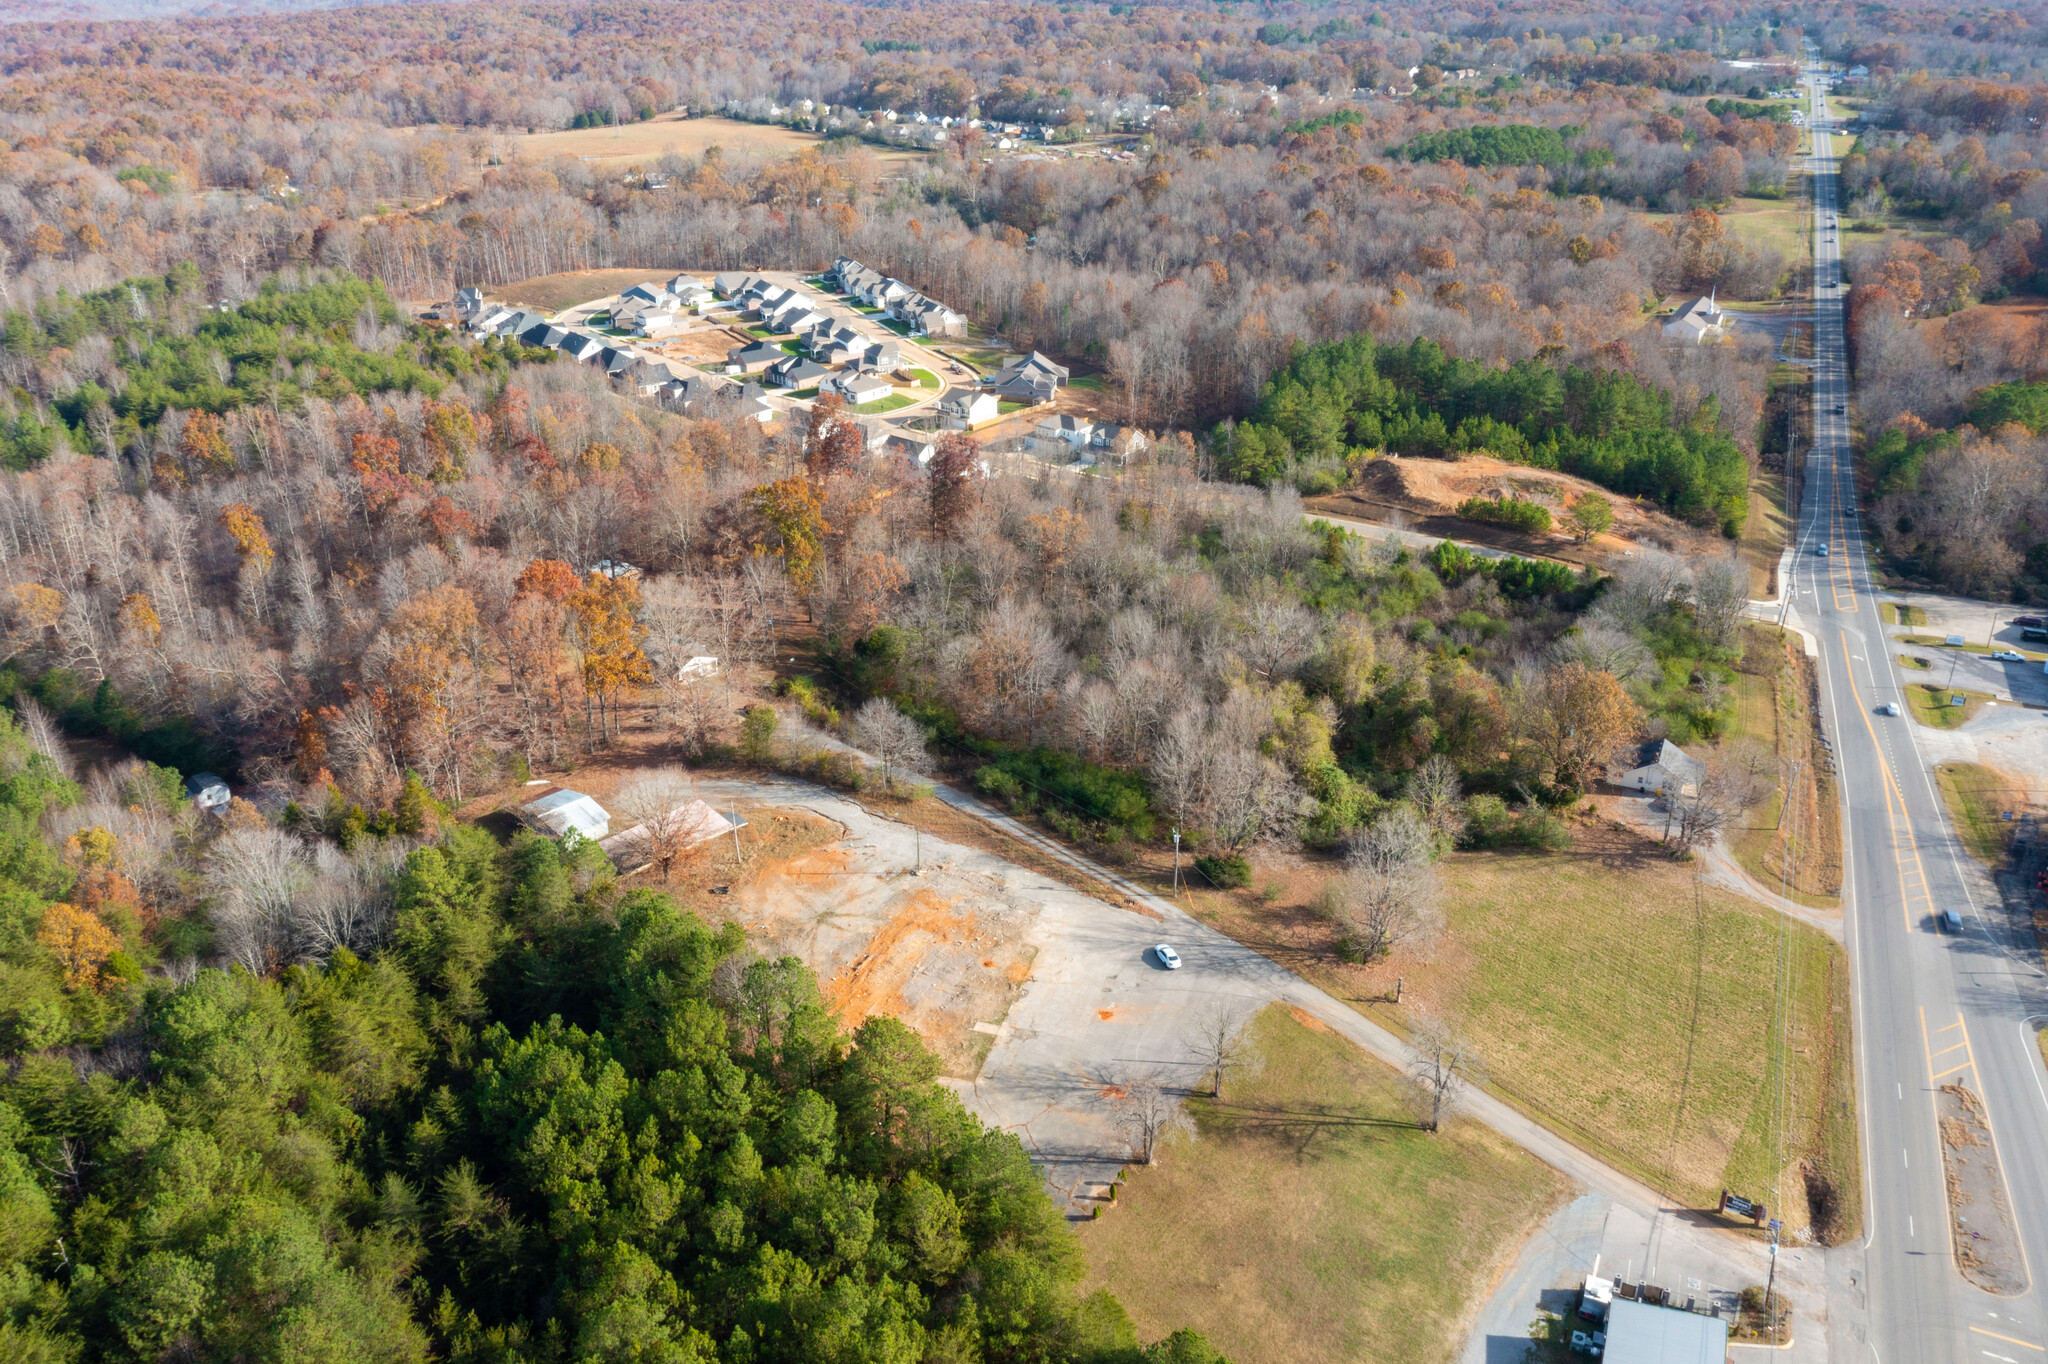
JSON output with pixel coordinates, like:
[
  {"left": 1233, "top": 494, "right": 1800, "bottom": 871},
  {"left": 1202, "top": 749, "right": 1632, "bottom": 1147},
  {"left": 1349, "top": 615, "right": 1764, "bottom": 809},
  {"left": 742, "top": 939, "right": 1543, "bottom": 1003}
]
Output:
[
  {"left": 185, "top": 772, "right": 231, "bottom": 813},
  {"left": 1032, "top": 413, "right": 1095, "bottom": 452},
  {"left": 517, "top": 788, "right": 612, "bottom": 841},
  {"left": 939, "top": 388, "right": 1000, "bottom": 428},
  {"left": 1616, "top": 740, "right": 1705, "bottom": 798},
  {"left": 1661, "top": 292, "right": 1728, "bottom": 344}
]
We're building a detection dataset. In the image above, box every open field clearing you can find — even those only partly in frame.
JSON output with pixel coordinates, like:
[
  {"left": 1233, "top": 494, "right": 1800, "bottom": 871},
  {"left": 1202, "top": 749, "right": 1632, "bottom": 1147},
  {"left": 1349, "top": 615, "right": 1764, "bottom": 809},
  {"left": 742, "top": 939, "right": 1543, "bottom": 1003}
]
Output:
[
  {"left": 1170, "top": 814, "right": 1857, "bottom": 1238},
  {"left": 506, "top": 113, "right": 928, "bottom": 168},
  {"left": 1080, "top": 1006, "right": 1568, "bottom": 1364},
  {"left": 493, "top": 268, "right": 673, "bottom": 314}
]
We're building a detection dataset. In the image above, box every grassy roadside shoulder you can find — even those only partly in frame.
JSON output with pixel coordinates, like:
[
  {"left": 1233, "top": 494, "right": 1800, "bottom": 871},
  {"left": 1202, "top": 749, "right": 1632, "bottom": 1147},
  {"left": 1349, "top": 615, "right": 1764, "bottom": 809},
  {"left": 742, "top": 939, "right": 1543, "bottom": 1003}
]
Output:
[
  {"left": 1080, "top": 1005, "right": 1570, "bottom": 1364},
  {"left": 1727, "top": 625, "right": 1844, "bottom": 906},
  {"left": 1934, "top": 762, "right": 2021, "bottom": 866}
]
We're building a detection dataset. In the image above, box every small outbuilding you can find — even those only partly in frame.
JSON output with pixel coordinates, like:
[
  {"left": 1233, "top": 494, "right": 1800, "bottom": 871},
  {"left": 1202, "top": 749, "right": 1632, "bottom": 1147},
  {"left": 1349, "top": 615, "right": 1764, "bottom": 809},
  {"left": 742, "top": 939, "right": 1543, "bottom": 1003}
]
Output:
[
  {"left": 516, "top": 788, "right": 611, "bottom": 841},
  {"left": 1616, "top": 740, "right": 1705, "bottom": 799},
  {"left": 185, "top": 772, "right": 231, "bottom": 813}
]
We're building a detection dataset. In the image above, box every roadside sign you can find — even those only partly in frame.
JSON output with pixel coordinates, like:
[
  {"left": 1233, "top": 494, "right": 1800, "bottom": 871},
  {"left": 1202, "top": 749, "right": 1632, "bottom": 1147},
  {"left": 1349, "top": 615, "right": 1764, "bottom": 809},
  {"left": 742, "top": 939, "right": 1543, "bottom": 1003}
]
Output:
[
  {"left": 1946, "top": 635, "right": 1966, "bottom": 646},
  {"left": 1768, "top": 1219, "right": 1782, "bottom": 1234},
  {"left": 1952, "top": 694, "right": 1966, "bottom": 708},
  {"left": 1720, "top": 1192, "right": 1755, "bottom": 1217}
]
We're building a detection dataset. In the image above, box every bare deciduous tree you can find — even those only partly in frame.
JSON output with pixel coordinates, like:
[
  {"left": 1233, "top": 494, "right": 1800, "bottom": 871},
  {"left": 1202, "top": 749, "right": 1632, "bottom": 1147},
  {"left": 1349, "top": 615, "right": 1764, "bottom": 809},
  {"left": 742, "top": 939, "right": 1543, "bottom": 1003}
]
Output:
[
  {"left": 296, "top": 841, "right": 405, "bottom": 960},
  {"left": 1325, "top": 808, "right": 1442, "bottom": 962},
  {"left": 207, "top": 824, "right": 309, "bottom": 976},
  {"left": 850, "top": 697, "right": 928, "bottom": 791},
  {"left": 1407, "top": 755, "right": 1466, "bottom": 848},
  {"left": 1689, "top": 557, "right": 1748, "bottom": 650},
  {"left": 1112, "top": 1074, "right": 1189, "bottom": 1165},
  {"left": 1204, "top": 743, "right": 1307, "bottom": 852},
  {"left": 1184, "top": 1001, "right": 1261, "bottom": 1099},
  {"left": 1148, "top": 705, "right": 1210, "bottom": 832},
  {"left": 1664, "top": 749, "right": 1770, "bottom": 854},
  {"left": 15, "top": 697, "right": 73, "bottom": 779},
  {"left": 614, "top": 766, "right": 700, "bottom": 882},
  {"left": 1408, "top": 1013, "right": 1480, "bottom": 1134}
]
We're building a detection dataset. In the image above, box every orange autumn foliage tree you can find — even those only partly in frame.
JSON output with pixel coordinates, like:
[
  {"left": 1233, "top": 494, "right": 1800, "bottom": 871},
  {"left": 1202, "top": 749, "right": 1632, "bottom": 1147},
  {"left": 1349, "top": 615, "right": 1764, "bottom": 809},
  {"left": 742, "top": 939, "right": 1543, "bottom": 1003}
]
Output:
[
  {"left": 220, "top": 503, "right": 275, "bottom": 575},
  {"left": 568, "top": 571, "right": 651, "bottom": 743},
  {"left": 37, "top": 902, "right": 119, "bottom": 991}
]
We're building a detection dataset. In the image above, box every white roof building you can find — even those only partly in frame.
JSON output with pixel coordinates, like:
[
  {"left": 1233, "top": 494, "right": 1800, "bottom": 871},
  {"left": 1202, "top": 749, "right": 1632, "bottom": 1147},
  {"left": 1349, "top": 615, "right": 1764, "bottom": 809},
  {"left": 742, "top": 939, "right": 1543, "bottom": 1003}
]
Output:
[{"left": 516, "top": 788, "right": 611, "bottom": 841}]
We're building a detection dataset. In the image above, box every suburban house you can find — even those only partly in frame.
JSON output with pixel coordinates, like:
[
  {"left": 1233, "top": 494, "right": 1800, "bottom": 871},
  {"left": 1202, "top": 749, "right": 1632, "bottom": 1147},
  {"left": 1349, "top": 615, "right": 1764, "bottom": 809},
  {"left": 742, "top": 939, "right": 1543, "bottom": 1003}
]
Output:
[
  {"left": 824, "top": 371, "right": 896, "bottom": 406},
  {"left": 1032, "top": 413, "right": 1096, "bottom": 453},
  {"left": 988, "top": 351, "right": 1070, "bottom": 390},
  {"left": 939, "top": 388, "right": 1001, "bottom": 428},
  {"left": 516, "top": 788, "right": 612, "bottom": 841},
  {"left": 1091, "top": 423, "right": 1149, "bottom": 465},
  {"left": 185, "top": 772, "right": 231, "bottom": 813},
  {"left": 620, "top": 282, "right": 674, "bottom": 308},
  {"left": 767, "top": 355, "right": 831, "bottom": 389},
  {"left": 712, "top": 271, "right": 768, "bottom": 298},
  {"left": 660, "top": 374, "right": 735, "bottom": 411},
  {"left": 738, "top": 393, "right": 776, "bottom": 424},
  {"left": 453, "top": 286, "right": 486, "bottom": 321},
  {"left": 492, "top": 309, "right": 549, "bottom": 340},
  {"left": 882, "top": 432, "right": 938, "bottom": 465},
  {"left": 1661, "top": 293, "right": 1728, "bottom": 344},
  {"left": 624, "top": 358, "right": 680, "bottom": 396},
  {"left": 518, "top": 320, "right": 567, "bottom": 350},
  {"left": 600, "top": 347, "right": 639, "bottom": 379},
  {"left": 1616, "top": 740, "right": 1705, "bottom": 798},
  {"left": 727, "top": 340, "right": 786, "bottom": 373},
  {"left": 990, "top": 373, "right": 1058, "bottom": 406},
  {"left": 558, "top": 332, "right": 606, "bottom": 362},
  {"left": 666, "top": 273, "right": 706, "bottom": 296},
  {"left": 896, "top": 295, "right": 967, "bottom": 337}
]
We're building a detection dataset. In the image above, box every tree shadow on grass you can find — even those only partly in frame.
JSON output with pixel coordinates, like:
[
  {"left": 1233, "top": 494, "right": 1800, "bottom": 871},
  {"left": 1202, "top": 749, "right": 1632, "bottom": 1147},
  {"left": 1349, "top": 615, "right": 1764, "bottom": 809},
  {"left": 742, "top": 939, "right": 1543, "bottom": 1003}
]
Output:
[{"left": 1203, "top": 1098, "right": 1426, "bottom": 1160}]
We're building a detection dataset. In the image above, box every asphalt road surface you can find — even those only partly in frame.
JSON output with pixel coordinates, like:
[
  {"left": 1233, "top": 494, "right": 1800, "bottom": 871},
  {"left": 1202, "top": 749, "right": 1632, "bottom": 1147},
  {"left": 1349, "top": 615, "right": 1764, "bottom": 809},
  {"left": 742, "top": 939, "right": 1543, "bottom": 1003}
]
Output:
[{"left": 1793, "top": 70, "right": 2048, "bottom": 1363}]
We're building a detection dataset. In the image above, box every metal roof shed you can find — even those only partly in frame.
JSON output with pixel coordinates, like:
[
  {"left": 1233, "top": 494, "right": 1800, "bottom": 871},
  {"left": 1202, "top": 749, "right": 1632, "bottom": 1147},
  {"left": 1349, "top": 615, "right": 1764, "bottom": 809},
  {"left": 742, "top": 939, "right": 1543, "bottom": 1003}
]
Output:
[
  {"left": 517, "top": 789, "right": 611, "bottom": 841},
  {"left": 1603, "top": 1299, "right": 1728, "bottom": 1364}
]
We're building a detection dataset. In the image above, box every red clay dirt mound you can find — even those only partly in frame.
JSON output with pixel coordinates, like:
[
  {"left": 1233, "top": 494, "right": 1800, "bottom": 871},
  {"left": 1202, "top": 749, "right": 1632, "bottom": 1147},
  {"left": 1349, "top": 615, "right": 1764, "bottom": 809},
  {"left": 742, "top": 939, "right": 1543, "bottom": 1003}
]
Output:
[{"left": 1306, "top": 453, "right": 1726, "bottom": 564}]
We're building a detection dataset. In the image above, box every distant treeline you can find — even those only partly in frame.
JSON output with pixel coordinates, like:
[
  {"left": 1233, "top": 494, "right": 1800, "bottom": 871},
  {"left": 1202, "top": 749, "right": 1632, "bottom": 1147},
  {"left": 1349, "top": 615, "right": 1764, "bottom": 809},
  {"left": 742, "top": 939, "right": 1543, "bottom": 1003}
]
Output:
[{"left": 1221, "top": 335, "right": 1751, "bottom": 534}]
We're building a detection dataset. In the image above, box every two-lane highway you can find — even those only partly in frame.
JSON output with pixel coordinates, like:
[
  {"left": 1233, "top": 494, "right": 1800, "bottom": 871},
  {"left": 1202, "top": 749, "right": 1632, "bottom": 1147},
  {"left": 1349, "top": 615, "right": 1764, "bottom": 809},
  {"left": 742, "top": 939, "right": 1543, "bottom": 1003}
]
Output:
[{"left": 1797, "top": 70, "right": 2048, "bottom": 1362}]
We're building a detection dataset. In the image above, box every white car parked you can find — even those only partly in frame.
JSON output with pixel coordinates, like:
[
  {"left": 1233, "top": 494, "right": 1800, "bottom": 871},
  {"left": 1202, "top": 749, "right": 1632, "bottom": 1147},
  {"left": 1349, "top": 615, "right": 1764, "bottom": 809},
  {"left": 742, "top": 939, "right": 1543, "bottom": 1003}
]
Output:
[{"left": 1153, "top": 944, "right": 1182, "bottom": 970}]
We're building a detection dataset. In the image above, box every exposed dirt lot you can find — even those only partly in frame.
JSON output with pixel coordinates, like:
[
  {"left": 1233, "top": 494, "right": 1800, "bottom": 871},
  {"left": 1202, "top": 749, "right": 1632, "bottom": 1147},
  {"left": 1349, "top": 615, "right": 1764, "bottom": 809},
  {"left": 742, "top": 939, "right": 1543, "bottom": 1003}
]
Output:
[
  {"left": 1306, "top": 453, "right": 1727, "bottom": 566},
  {"left": 507, "top": 113, "right": 928, "bottom": 168}
]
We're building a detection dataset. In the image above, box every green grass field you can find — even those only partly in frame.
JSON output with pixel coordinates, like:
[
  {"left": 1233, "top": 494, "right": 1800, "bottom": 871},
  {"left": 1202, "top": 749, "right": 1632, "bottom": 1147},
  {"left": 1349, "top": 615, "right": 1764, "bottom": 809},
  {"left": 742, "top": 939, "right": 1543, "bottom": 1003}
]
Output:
[
  {"left": 1882, "top": 603, "right": 1927, "bottom": 626},
  {"left": 855, "top": 393, "right": 915, "bottom": 413},
  {"left": 1183, "top": 814, "right": 1860, "bottom": 1240},
  {"left": 1904, "top": 681, "right": 1993, "bottom": 729},
  {"left": 1897, "top": 653, "right": 1931, "bottom": 671},
  {"left": 997, "top": 399, "right": 1030, "bottom": 414},
  {"left": 1936, "top": 763, "right": 2018, "bottom": 866},
  {"left": 910, "top": 368, "right": 941, "bottom": 388},
  {"left": 1409, "top": 837, "right": 1856, "bottom": 1224},
  {"left": 1080, "top": 1006, "right": 1568, "bottom": 1364}
]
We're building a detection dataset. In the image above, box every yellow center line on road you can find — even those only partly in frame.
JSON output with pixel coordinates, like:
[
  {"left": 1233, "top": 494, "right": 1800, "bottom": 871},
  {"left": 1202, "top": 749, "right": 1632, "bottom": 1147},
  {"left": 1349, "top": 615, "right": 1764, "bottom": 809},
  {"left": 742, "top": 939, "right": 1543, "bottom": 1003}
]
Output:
[
  {"left": 1974, "top": 1327, "right": 2048, "bottom": 1352},
  {"left": 1840, "top": 633, "right": 1933, "bottom": 930}
]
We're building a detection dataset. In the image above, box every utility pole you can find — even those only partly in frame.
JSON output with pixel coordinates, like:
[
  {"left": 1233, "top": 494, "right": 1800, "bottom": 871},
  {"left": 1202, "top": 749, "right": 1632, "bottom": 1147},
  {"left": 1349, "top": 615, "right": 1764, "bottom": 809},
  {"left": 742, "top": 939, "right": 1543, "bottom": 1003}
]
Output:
[
  {"left": 730, "top": 805, "right": 744, "bottom": 865},
  {"left": 1171, "top": 828, "right": 1181, "bottom": 895},
  {"left": 1761, "top": 1222, "right": 1781, "bottom": 1344}
]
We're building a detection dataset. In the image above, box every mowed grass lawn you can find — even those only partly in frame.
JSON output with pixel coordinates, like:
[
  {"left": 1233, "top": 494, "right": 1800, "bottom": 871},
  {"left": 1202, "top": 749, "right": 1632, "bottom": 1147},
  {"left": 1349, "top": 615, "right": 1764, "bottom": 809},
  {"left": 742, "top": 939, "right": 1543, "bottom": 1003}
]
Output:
[
  {"left": 1936, "top": 762, "right": 2021, "bottom": 866},
  {"left": 1403, "top": 832, "right": 1857, "bottom": 1225},
  {"left": 1904, "top": 681, "right": 1994, "bottom": 729},
  {"left": 1080, "top": 1006, "right": 1568, "bottom": 1364}
]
